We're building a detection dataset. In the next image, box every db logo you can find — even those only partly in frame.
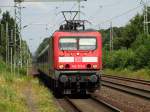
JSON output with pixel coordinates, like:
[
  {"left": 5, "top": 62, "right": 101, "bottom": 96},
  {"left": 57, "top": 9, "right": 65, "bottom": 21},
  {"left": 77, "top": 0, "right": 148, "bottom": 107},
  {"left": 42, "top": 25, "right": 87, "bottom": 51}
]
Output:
[{"left": 75, "top": 57, "right": 82, "bottom": 62}]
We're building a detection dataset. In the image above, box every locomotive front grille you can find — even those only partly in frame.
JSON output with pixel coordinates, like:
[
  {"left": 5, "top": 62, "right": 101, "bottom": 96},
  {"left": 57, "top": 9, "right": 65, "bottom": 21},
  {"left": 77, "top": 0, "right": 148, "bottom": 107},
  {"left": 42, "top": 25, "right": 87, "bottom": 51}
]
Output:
[{"left": 59, "top": 73, "right": 99, "bottom": 83}]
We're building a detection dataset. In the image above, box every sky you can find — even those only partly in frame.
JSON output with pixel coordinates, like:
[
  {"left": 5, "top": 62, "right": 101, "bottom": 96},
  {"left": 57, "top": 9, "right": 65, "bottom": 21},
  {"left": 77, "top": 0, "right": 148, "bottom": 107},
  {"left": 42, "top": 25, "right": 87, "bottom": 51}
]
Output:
[{"left": 0, "top": 0, "right": 148, "bottom": 53}]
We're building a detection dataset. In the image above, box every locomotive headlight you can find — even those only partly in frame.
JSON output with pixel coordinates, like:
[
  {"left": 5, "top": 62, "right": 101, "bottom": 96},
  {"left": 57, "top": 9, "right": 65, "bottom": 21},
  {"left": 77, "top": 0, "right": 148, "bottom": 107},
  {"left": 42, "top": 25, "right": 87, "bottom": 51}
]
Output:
[
  {"left": 90, "top": 75, "right": 98, "bottom": 82},
  {"left": 60, "top": 75, "right": 68, "bottom": 83},
  {"left": 93, "top": 65, "right": 97, "bottom": 69},
  {"left": 59, "top": 64, "right": 64, "bottom": 69}
]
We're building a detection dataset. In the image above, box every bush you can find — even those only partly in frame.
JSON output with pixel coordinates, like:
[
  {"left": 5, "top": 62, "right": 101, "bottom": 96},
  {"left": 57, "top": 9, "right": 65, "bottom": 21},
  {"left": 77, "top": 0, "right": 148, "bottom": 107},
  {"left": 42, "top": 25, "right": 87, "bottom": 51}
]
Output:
[
  {"left": 103, "top": 49, "right": 136, "bottom": 69},
  {"left": 19, "top": 68, "right": 27, "bottom": 76},
  {"left": 0, "top": 57, "right": 6, "bottom": 72},
  {"left": 132, "top": 34, "right": 150, "bottom": 69},
  {"left": 103, "top": 34, "right": 150, "bottom": 70},
  {"left": 134, "top": 45, "right": 149, "bottom": 69}
]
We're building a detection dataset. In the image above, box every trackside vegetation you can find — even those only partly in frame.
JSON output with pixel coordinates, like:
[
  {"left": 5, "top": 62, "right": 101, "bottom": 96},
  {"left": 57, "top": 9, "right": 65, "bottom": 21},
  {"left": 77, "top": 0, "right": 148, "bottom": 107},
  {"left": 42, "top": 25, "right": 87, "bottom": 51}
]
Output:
[
  {"left": 103, "top": 34, "right": 150, "bottom": 70},
  {"left": 0, "top": 10, "right": 61, "bottom": 112},
  {"left": 103, "top": 69, "right": 150, "bottom": 81},
  {"left": 0, "top": 58, "right": 61, "bottom": 112},
  {"left": 101, "top": 7, "right": 150, "bottom": 80}
]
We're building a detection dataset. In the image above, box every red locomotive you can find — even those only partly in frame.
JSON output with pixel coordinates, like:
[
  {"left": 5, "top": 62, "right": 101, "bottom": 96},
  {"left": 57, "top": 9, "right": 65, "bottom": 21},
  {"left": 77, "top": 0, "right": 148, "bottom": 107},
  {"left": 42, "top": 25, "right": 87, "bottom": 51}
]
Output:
[{"left": 37, "top": 11, "right": 102, "bottom": 94}]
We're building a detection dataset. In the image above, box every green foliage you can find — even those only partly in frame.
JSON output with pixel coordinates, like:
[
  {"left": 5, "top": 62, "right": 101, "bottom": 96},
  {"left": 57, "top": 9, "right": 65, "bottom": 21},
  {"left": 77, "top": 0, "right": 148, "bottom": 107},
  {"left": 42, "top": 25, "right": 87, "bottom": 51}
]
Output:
[
  {"left": 102, "top": 7, "right": 150, "bottom": 70},
  {"left": 0, "top": 11, "right": 31, "bottom": 67},
  {"left": 100, "top": 12, "right": 145, "bottom": 50},
  {"left": 103, "top": 34, "right": 150, "bottom": 70},
  {"left": 0, "top": 69, "right": 60, "bottom": 112},
  {"left": 19, "top": 68, "right": 27, "bottom": 76},
  {"left": 103, "top": 49, "right": 135, "bottom": 70},
  {"left": 0, "top": 12, "right": 16, "bottom": 59},
  {"left": 0, "top": 57, "right": 6, "bottom": 71},
  {"left": 133, "top": 34, "right": 150, "bottom": 69},
  {"left": 135, "top": 45, "right": 148, "bottom": 68}
]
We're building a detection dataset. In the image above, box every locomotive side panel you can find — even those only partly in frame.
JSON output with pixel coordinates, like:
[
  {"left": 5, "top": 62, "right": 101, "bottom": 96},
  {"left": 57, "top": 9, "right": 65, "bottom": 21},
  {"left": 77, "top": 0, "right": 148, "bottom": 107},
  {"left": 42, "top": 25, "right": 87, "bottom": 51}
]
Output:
[
  {"left": 49, "top": 37, "right": 54, "bottom": 74},
  {"left": 98, "top": 33, "right": 102, "bottom": 70}
]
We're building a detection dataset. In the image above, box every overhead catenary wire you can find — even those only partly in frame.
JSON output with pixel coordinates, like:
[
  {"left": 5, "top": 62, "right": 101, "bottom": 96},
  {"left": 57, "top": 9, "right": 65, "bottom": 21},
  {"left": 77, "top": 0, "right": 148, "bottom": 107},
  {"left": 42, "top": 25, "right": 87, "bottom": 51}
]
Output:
[
  {"left": 80, "top": 1, "right": 141, "bottom": 29},
  {"left": 88, "top": 0, "right": 122, "bottom": 20},
  {"left": 0, "top": 5, "right": 15, "bottom": 7},
  {"left": 80, "top": 0, "right": 122, "bottom": 24},
  {"left": 98, "top": 1, "right": 150, "bottom": 26}
]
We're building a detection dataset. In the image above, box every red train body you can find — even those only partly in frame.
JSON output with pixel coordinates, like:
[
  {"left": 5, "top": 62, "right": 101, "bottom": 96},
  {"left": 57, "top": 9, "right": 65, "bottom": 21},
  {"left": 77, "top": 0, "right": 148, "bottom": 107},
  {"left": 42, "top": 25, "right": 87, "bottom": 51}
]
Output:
[{"left": 37, "top": 30, "right": 102, "bottom": 94}]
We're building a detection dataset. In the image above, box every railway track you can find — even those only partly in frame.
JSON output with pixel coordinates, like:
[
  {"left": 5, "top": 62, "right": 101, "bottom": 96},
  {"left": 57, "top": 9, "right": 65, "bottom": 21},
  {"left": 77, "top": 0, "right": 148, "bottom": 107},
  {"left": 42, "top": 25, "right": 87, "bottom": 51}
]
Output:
[
  {"left": 90, "top": 95, "right": 121, "bottom": 112},
  {"left": 57, "top": 95, "right": 122, "bottom": 112},
  {"left": 102, "top": 75, "right": 150, "bottom": 99},
  {"left": 102, "top": 74, "right": 150, "bottom": 86},
  {"left": 64, "top": 96, "right": 84, "bottom": 112}
]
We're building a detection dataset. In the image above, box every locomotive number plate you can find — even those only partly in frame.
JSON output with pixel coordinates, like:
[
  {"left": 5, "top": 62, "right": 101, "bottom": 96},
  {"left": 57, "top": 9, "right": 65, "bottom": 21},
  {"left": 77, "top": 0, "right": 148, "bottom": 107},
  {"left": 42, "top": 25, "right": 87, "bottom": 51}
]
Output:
[
  {"left": 72, "top": 64, "right": 85, "bottom": 69},
  {"left": 74, "top": 57, "right": 82, "bottom": 62}
]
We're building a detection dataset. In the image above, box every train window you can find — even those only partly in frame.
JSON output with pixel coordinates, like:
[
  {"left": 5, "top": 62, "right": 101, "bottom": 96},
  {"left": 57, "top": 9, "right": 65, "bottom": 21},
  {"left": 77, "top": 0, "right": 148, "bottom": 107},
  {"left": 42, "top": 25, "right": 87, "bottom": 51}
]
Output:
[
  {"left": 59, "top": 38, "right": 77, "bottom": 50},
  {"left": 59, "top": 37, "right": 97, "bottom": 50},
  {"left": 79, "top": 38, "right": 96, "bottom": 50}
]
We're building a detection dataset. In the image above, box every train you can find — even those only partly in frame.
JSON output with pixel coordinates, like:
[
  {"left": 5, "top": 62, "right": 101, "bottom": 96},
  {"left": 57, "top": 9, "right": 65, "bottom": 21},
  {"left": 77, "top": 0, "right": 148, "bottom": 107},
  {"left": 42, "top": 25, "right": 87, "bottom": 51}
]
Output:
[{"left": 36, "top": 11, "right": 102, "bottom": 94}]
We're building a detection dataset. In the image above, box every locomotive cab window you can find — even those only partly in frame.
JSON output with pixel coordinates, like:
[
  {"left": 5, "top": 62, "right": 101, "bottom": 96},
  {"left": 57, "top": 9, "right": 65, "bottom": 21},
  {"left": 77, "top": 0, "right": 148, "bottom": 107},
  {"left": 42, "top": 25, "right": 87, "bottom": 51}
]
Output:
[
  {"left": 60, "top": 38, "right": 77, "bottom": 50},
  {"left": 59, "top": 37, "right": 97, "bottom": 50},
  {"left": 79, "top": 38, "right": 96, "bottom": 50}
]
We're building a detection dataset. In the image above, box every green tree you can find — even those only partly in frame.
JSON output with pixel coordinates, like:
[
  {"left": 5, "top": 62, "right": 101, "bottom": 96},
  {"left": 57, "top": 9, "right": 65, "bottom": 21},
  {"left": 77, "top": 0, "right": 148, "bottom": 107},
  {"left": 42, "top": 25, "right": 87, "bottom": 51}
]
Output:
[
  {"left": 103, "top": 49, "right": 135, "bottom": 69},
  {"left": 0, "top": 11, "right": 31, "bottom": 66},
  {"left": 133, "top": 34, "right": 150, "bottom": 69}
]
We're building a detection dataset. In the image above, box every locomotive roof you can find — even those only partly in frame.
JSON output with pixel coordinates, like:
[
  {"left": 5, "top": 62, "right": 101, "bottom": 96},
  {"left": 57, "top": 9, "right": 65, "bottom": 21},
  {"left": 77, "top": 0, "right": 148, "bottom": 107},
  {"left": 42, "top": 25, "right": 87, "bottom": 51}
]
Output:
[{"left": 55, "top": 29, "right": 98, "bottom": 32}]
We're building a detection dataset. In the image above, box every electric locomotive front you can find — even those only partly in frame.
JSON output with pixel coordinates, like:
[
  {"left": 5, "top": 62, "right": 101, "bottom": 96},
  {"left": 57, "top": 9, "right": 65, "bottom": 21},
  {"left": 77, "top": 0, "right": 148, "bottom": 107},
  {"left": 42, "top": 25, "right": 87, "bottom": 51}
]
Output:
[{"left": 51, "top": 31, "right": 102, "bottom": 93}]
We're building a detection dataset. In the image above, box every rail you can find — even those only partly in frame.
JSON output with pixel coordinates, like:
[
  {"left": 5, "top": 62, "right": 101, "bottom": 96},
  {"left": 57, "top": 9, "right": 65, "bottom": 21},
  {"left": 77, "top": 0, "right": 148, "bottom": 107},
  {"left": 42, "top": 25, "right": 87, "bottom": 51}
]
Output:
[
  {"left": 102, "top": 74, "right": 150, "bottom": 86},
  {"left": 102, "top": 80, "right": 150, "bottom": 99}
]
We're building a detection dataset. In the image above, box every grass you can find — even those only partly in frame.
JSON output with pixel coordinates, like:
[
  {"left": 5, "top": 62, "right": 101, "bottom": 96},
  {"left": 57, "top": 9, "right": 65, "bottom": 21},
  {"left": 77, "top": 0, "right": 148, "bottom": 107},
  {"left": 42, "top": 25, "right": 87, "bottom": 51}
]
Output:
[
  {"left": 0, "top": 73, "right": 28, "bottom": 112},
  {"left": 0, "top": 60, "right": 61, "bottom": 112},
  {"left": 103, "top": 68, "right": 150, "bottom": 81}
]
